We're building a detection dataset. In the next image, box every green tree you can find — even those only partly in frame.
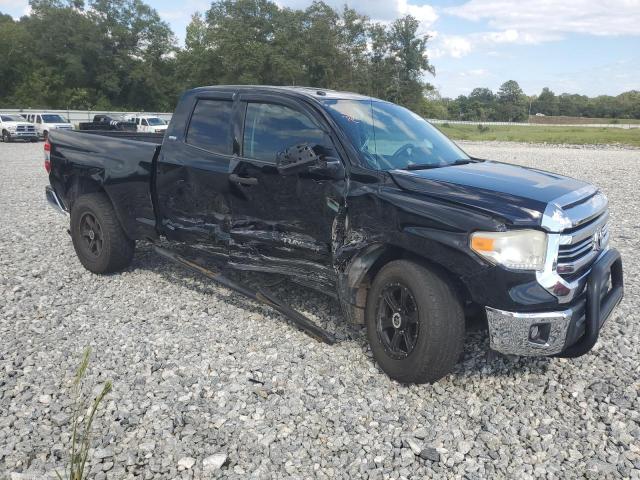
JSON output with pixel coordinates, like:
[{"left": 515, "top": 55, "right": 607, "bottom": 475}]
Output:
[
  {"left": 497, "top": 80, "right": 527, "bottom": 122},
  {"left": 532, "top": 87, "right": 559, "bottom": 116}
]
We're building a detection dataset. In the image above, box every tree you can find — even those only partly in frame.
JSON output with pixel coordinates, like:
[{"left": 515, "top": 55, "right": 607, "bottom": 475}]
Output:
[
  {"left": 497, "top": 80, "right": 527, "bottom": 122},
  {"left": 532, "top": 87, "right": 558, "bottom": 116}
]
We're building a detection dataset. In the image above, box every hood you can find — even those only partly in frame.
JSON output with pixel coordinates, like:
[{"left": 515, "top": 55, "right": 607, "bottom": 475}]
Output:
[
  {"left": 389, "top": 161, "right": 590, "bottom": 227},
  {"left": 2, "top": 121, "right": 32, "bottom": 128}
]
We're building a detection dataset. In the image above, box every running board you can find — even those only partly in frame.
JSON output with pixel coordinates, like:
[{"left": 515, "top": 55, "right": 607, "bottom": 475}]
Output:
[{"left": 153, "top": 245, "right": 336, "bottom": 345}]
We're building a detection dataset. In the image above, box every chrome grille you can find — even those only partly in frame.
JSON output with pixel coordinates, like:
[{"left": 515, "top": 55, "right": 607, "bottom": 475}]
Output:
[{"left": 556, "top": 200, "right": 609, "bottom": 279}]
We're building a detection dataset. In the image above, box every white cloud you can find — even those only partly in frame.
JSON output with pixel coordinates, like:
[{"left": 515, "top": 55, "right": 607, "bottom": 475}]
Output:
[
  {"left": 276, "top": 0, "right": 438, "bottom": 30},
  {"left": 447, "top": 0, "right": 640, "bottom": 37},
  {"left": 428, "top": 35, "right": 473, "bottom": 59},
  {"left": 0, "top": 0, "right": 29, "bottom": 19}
]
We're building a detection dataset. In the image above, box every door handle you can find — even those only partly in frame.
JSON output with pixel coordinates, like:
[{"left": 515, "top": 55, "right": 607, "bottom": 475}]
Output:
[{"left": 229, "top": 173, "right": 258, "bottom": 186}]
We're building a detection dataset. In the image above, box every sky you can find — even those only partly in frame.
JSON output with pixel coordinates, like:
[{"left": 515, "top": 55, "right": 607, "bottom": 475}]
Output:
[{"left": 2, "top": 0, "right": 639, "bottom": 98}]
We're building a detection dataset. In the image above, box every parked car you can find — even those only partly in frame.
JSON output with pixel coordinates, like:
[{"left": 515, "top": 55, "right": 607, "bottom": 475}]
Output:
[
  {"left": 0, "top": 113, "right": 38, "bottom": 142},
  {"left": 78, "top": 115, "right": 137, "bottom": 132},
  {"left": 24, "top": 113, "right": 73, "bottom": 140},
  {"left": 44, "top": 86, "right": 624, "bottom": 383},
  {"left": 123, "top": 115, "right": 169, "bottom": 133}
]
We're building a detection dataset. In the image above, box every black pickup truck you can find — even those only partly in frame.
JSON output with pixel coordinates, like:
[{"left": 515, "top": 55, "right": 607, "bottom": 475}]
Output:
[
  {"left": 44, "top": 86, "right": 624, "bottom": 383},
  {"left": 78, "top": 114, "right": 137, "bottom": 132}
]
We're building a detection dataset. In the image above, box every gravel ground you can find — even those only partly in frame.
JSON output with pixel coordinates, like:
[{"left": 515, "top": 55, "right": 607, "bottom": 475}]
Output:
[{"left": 1, "top": 141, "right": 639, "bottom": 479}]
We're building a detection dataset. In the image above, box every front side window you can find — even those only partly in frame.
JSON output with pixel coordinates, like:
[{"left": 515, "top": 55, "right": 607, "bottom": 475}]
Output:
[
  {"left": 186, "top": 99, "right": 233, "bottom": 154},
  {"left": 42, "top": 114, "right": 67, "bottom": 123},
  {"left": 242, "top": 103, "right": 329, "bottom": 162},
  {"left": 323, "top": 99, "right": 469, "bottom": 171},
  {"left": 142, "top": 119, "right": 148, "bottom": 126}
]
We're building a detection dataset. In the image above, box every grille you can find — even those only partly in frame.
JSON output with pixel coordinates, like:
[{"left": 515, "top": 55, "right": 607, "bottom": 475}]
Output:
[{"left": 556, "top": 201, "right": 609, "bottom": 279}]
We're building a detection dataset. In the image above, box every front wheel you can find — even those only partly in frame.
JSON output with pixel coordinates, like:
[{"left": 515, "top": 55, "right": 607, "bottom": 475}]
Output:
[
  {"left": 70, "top": 193, "right": 135, "bottom": 273},
  {"left": 365, "top": 260, "right": 465, "bottom": 383},
  {"left": 2, "top": 130, "right": 11, "bottom": 143}
]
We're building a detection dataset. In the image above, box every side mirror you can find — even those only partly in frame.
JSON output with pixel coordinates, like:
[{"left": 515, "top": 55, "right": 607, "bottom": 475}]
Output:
[
  {"left": 276, "top": 143, "right": 321, "bottom": 176},
  {"left": 276, "top": 143, "right": 345, "bottom": 179}
]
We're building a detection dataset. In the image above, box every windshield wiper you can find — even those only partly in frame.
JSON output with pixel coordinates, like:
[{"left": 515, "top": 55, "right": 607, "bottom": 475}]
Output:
[{"left": 405, "top": 159, "right": 477, "bottom": 171}]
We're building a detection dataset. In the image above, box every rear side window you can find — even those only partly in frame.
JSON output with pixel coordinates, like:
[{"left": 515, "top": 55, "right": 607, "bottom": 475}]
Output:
[
  {"left": 186, "top": 99, "right": 233, "bottom": 154},
  {"left": 243, "top": 103, "right": 329, "bottom": 162}
]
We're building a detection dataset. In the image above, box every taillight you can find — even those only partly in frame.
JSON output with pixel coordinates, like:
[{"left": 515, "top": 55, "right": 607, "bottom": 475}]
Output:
[{"left": 44, "top": 140, "right": 51, "bottom": 173}]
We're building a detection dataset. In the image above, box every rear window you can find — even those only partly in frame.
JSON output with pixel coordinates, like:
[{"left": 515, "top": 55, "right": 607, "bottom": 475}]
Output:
[{"left": 186, "top": 99, "right": 233, "bottom": 154}]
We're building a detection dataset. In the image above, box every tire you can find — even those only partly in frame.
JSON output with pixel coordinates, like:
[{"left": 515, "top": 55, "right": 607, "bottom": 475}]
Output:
[
  {"left": 2, "top": 130, "right": 11, "bottom": 143},
  {"left": 43, "top": 130, "right": 48, "bottom": 141},
  {"left": 70, "top": 193, "right": 135, "bottom": 274},
  {"left": 365, "top": 260, "right": 464, "bottom": 384}
]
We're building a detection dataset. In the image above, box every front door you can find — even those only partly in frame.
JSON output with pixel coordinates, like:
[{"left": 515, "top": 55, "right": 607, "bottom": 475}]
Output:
[{"left": 229, "top": 95, "right": 346, "bottom": 268}]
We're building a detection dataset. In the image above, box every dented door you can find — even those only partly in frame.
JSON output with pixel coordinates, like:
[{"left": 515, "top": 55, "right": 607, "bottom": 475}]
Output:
[
  {"left": 155, "top": 92, "right": 236, "bottom": 244},
  {"left": 229, "top": 95, "right": 346, "bottom": 266}
]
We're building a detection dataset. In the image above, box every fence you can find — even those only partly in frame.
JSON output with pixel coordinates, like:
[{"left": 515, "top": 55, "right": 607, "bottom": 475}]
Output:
[
  {"left": 1, "top": 108, "right": 173, "bottom": 127},
  {"left": 2, "top": 108, "right": 638, "bottom": 130},
  {"left": 427, "top": 119, "right": 640, "bottom": 129}
]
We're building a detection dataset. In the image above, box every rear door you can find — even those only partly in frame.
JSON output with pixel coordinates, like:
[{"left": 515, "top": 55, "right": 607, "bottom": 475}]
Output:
[
  {"left": 155, "top": 92, "right": 236, "bottom": 244},
  {"left": 229, "top": 94, "right": 346, "bottom": 265}
]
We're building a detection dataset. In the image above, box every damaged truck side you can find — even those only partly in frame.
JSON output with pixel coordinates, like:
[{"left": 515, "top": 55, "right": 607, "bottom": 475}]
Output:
[{"left": 45, "top": 86, "right": 624, "bottom": 383}]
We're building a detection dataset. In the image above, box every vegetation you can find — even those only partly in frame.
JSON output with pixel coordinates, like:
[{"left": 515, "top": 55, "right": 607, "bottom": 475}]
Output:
[
  {"left": 1, "top": 0, "right": 639, "bottom": 122},
  {"left": 56, "top": 348, "right": 112, "bottom": 480},
  {"left": 438, "top": 124, "right": 640, "bottom": 147},
  {"left": 431, "top": 85, "right": 640, "bottom": 122},
  {"left": 0, "top": 0, "right": 433, "bottom": 114}
]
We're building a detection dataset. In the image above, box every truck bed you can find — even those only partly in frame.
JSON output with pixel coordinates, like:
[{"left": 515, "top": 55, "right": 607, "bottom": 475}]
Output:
[{"left": 48, "top": 129, "right": 161, "bottom": 240}]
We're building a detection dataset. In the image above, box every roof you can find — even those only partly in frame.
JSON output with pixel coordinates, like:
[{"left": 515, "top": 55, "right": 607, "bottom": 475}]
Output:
[{"left": 187, "top": 85, "right": 374, "bottom": 102}]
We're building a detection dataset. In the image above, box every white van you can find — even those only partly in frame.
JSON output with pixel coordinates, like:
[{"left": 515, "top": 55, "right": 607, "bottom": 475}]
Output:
[
  {"left": 124, "top": 115, "right": 168, "bottom": 133},
  {"left": 25, "top": 113, "right": 73, "bottom": 139}
]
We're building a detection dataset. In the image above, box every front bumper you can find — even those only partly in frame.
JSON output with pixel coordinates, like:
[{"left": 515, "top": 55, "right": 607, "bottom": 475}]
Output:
[
  {"left": 486, "top": 248, "right": 623, "bottom": 357},
  {"left": 10, "top": 132, "right": 38, "bottom": 139}
]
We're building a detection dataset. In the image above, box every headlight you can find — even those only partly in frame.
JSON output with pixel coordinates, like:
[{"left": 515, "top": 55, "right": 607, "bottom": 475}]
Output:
[
  {"left": 7, "top": 126, "right": 16, "bottom": 132},
  {"left": 470, "top": 230, "right": 547, "bottom": 271}
]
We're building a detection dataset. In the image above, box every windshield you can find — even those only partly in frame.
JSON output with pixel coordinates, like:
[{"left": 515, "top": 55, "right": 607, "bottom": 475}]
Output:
[
  {"left": 323, "top": 99, "right": 469, "bottom": 170},
  {"left": 146, "top": 117, "right": 166, "bottom": 126},
  {"left": 1, "top": 115, "right": 26, "bottom": 122},
  {"left": 42, "top": 114, "right": 68, "bottom": 123}
]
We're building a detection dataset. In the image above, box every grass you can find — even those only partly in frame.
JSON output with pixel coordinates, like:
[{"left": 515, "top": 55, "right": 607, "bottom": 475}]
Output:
[
  {"left": 438, "top": 124, "right": 640, "bottom": 147},
  {"left": 56, "top": 348, "right": 112, "bottom": 480},
  {"left": 528, "top": 115, "right": 640, "bottom": 125}
]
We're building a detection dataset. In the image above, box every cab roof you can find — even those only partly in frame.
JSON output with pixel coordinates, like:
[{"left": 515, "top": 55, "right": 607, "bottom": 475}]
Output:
[{"left": 187, "top": 85, "right": 374, "bottom": 102}]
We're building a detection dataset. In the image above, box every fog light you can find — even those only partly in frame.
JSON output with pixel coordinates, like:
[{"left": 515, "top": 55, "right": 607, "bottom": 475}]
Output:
[{"left": 529, "top": 323, "right": 551, "bottom": 344}]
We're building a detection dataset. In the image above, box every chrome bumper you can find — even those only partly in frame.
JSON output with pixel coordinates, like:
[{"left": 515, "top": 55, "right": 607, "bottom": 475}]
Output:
[
  {"left": 46, "top": 186, "right": 68, "bottom": 215},
  {"left": 486, "top": 307, "right": 574, "bottom": 356},
  {"left": 487, "top": 248, "right": 624, "bottom": 357}
]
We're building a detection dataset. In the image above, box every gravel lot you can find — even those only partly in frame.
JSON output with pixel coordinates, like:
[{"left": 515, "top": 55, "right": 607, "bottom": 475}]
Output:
[{"left": 1, "top": 141, "right": 639, "bottom": 479}]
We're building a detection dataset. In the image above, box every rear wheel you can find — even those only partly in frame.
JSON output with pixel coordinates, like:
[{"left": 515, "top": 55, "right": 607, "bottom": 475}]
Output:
[
  {"left": 365, "top": 260, "right": 465, "bottom": 383},
  {"left": 70, "top": 193, "right": 135, "bottom": 273}
]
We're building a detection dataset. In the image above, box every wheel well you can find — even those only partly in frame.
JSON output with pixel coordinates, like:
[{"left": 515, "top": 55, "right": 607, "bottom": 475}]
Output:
[
  {"left": 65, "top": 176, "right": 108, "bottom": 210},
  {"left": 350, "top": 245, "right": 475, "bottom": 318}
]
